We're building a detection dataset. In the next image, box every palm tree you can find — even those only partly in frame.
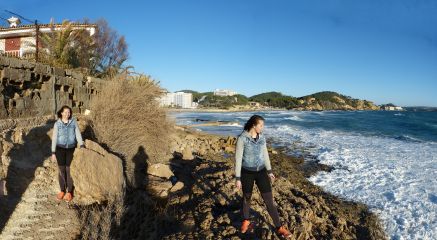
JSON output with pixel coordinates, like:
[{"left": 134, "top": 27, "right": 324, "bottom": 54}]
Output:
[
  {"left": 38, "top": 19, "right": 93, "bottom": 69},
  {"left": 36, "top": 19, "right": 129, "bottom": 78}
]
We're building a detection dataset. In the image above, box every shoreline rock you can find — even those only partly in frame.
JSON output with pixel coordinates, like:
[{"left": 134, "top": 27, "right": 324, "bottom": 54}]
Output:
[
  {"left": 157, "top": 128, "right": 387, "bottom": 239},
  {"left": 71, "top": 139, "right": 125, "bottom": 205}
]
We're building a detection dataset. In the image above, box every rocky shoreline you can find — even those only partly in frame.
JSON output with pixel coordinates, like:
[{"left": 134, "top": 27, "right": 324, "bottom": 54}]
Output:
[
  {"left": 151, "top": 127, "right": 387, "bottom": 239},
  {"left": 0, "top": 116, "right": 388, "bottom": 239}
]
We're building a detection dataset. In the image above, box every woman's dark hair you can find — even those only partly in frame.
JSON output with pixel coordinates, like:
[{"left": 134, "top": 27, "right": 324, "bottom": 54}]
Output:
[
  {"left": 244, "top": 115, "right": 265, "bottom": 131},
  {"left": 57, "top": 105, "right": 73, "bottom": 119}
]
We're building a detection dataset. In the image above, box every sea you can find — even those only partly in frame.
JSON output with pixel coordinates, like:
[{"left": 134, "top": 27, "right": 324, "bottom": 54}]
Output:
[{"left": 170, "top": 110, "right": 437, "bottom": 240}]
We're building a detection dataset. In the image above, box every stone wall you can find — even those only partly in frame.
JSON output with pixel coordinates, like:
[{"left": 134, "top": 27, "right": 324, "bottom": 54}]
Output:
[{"left": 0, "top": 56, "right": 105, "bottom": 118}]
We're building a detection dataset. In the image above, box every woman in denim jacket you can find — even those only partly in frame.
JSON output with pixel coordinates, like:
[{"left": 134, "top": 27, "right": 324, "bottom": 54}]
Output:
[
  {"left": 51, "top": 105, "right": 84, "bottom": 202},
  {"left": 235, "top": 115, "right": 291, "bottom": 238}
]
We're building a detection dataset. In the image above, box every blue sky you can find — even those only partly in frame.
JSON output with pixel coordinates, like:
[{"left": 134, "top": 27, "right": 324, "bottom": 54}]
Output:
[{"left": 1, "top": 1, "right": 436, "bottom": 106}]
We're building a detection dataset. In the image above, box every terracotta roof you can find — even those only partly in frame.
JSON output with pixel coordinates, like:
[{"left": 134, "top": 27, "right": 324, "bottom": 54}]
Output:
[{"left": 0, "top": 23, "right": 97, "bottom": 31}]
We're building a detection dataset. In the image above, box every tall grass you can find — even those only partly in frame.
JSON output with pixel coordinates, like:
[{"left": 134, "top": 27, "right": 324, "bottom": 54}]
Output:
[
  {"left": 77, "top": 194, "right": 124, "bottom": 240},
  {"left": 89, "top": 74, "right": 172, "bottom": 188}
]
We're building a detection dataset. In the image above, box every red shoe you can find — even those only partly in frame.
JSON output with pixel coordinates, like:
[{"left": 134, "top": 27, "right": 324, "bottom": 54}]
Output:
[
  {"left": 64, "top": 192, "right": 73, "bottom": 202},
  {"left": 241, "top": 219, "right": 253, "bottom": 233},
  {"left": 276, "top": 225, "right": 292, "bottom": 238},
  {"left": 56, "top": 191, "right": 65, "bottom": 201}
]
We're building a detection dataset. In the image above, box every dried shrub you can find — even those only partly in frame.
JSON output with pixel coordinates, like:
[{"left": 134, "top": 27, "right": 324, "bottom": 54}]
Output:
[
  {"left": 77, "top": 194, "right": 125, "bottom": 240},
  {"left": 89, "top": 74, "right": 172, "bottom": 188}
]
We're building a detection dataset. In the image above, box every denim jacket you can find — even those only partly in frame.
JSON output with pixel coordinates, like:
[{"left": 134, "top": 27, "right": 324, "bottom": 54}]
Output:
[
  {"left": 51, "top": 117, "right": 84, "bottom": 153},
  {"left": 235, "top": 131, "right": 272, "bottom": 180}
]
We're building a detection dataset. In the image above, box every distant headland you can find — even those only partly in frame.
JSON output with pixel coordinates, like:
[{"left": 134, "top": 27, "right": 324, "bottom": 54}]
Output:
[{"left": 163, "top": 90, "right": 408, "bottom": 111}]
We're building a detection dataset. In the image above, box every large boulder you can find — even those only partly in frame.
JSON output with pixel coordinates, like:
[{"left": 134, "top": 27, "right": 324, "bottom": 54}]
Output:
[{"left": 71, "top": 139, "right": 124, "bottom": 205}]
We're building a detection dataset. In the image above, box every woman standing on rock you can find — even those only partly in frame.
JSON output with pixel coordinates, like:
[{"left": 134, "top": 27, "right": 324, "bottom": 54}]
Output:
[
  {"left": 51, "top": 105, "right": 84, "bottom": 202},
  {"left": 235, "top": 115, "right": 292, "bottom": 238}
]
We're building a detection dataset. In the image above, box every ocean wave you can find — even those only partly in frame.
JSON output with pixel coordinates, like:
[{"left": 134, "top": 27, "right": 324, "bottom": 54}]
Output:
[
  {"left": 221, "top": 123, "right": 243, "bottom": 127},
  {"left": 285, "top": 116, "right": 304, "bottom": 121},
  {"left": 393, "top": 135, "right": 423, "bottom": 143},
  {"left": 266, "top": 125, "right": 437, "bottom": 239},
  {"left": 172, "top": 111, "right": 437, "bottom": 239}
]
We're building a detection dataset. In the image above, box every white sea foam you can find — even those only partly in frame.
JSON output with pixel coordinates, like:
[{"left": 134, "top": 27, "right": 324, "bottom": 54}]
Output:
[
  {"left": 284, "top": 116, "right": 304, "bottom": 121},
  {"left": 221, "top": 123, "right": 243, "bottom": 127},
  {"left": 265, "top": 125, "right": 437, "bottom": 240},
  {"left": 237, "top": 116, "right": 250, "bottom": 120}
]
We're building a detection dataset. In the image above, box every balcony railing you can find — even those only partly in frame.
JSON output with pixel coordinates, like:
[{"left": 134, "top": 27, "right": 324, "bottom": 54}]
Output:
[
  {"left": 2, "top": 50, "right": 21, "bottom": 58},
  {"left": 0, "top": 50, "right": 35, "bottom": 60}
]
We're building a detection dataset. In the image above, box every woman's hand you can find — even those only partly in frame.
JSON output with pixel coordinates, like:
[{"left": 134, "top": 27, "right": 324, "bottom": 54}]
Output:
[
  {"left": 236, "top": 180, "right": 242, "bottom": 191},
  {"left": 268, "top": 173, "right": 276, "bottom": 182},
  {"left": 51, "top": 153, "right": 56, "bottom": 162}
]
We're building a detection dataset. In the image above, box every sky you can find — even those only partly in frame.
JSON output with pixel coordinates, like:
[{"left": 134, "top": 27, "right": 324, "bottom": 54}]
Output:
[{"left": 1, "top": 0, "right": 436, "bottom": 106}]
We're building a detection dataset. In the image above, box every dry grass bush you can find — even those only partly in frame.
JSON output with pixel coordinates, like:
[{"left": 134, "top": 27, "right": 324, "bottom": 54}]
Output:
[
  {"left": 89, "top": 74, "right": 173, "bottom": 188},
  {"left": 77, "top": 194, "right": 125, "bottom": 240},
  {"left": 84, "top": 74, "right": 174, "bottom": 239}
]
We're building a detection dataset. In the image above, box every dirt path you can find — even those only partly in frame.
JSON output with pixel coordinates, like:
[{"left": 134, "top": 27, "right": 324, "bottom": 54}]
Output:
[
  {"left": 0, "top": 157, "right": 80, "bottom": 240},
  {"left": 0, "top": 119, "right": 81, "bottom": 240}
]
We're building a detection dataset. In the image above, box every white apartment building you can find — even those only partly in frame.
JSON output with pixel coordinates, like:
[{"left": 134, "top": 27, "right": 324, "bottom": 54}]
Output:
[
  {"left": 159, "top": 92, "right": 176, "bottom": 107},
  {"left": 174, "top": 92, "right": 192, "bottom": 108},
  {"left": 159, "top": 92, "right": 195, "bottom": 108},
  {"left": 382, "top": 105, "right": 404, "bottom": 111},
  {"left": 213, "top": 89, "right": 237, "bottom": 96}
]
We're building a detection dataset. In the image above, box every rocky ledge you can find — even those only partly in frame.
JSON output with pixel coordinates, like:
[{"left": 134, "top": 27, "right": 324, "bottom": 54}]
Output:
[{"left": 149, "top": 128, "right": 387, "bottom": 239}]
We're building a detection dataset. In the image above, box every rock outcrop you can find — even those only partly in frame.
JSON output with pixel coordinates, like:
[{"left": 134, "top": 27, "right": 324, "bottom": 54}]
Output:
[
  {"left": 158, "top": 129, "right": 387, "bottom": 239},
  {"left": 170, "top": 129, "right": 237, "bottom": 158},
  {"left": 70, "top": 139, "right": 125, "bottom": 205},
  {"left": 0, "top": 116, "right": 127, "bottom": 239},
  {"left": 294, "top": 91, "right": 380, "bottom": 111}
]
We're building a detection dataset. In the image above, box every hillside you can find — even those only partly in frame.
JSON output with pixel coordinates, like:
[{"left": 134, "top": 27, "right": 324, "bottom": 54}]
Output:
[
  {"left": 249, "top": 92, "right": 299, "bottom": 109},
  {"left": 176, "top": 91, "right": 249, "bottom": 109},
  {"left": 179, "top": 90, "right": 380, "bottom": 110},
  {"left": 296, "top": 91, "right": 380, "bottom": 111}
]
